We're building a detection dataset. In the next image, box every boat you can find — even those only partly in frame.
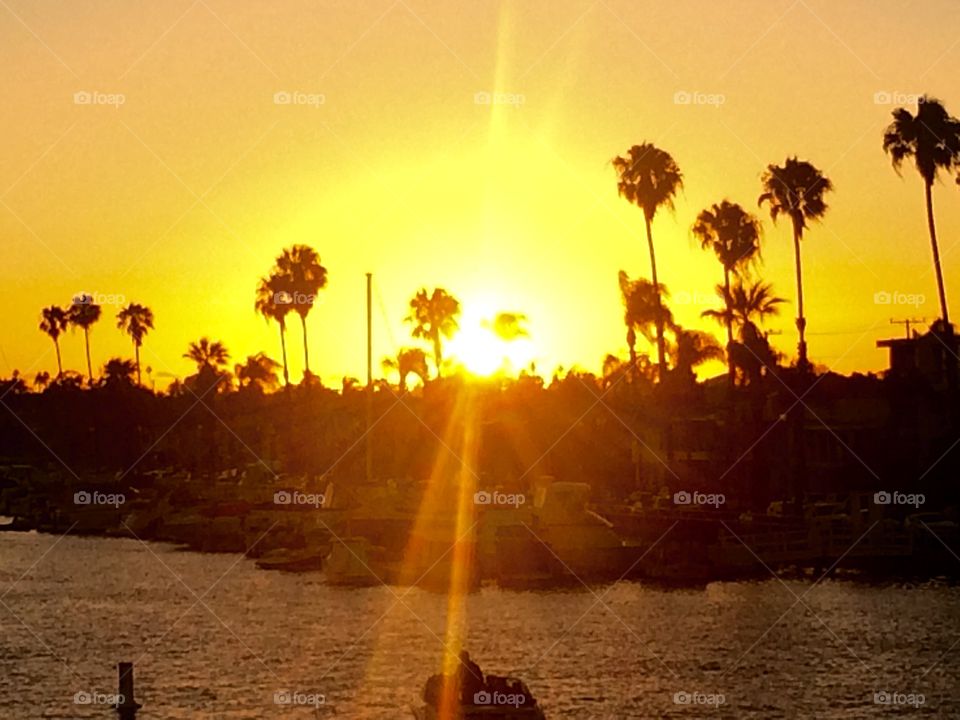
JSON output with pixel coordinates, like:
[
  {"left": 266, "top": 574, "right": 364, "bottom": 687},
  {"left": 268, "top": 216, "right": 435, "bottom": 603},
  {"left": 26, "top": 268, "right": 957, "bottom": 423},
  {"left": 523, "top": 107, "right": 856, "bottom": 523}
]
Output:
[
  {"left": 411, "top": 671, "right": 546, "bottom": 720},
  {"left": 255, "top": 547, "right": 325, "bottom": 572}
]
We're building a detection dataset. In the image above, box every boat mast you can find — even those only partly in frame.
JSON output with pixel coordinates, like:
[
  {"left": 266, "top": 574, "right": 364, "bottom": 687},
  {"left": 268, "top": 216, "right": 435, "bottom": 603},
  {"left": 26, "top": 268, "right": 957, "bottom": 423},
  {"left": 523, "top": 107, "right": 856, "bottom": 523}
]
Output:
[{"left": 365, "top": 272, "right": 373, "bottom": 483}]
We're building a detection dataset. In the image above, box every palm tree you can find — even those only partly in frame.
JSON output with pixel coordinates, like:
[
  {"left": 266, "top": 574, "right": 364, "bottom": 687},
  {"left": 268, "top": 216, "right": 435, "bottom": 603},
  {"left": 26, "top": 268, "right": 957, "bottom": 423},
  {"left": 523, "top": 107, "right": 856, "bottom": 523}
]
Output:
[
  {"left": 613, "top": 142, "right": 684, "bottom": 379},
  {"left": 39, "top": 305, "right": 69, "bottom": 377},
  {"left": 405, "top": 287, "right": 461, "bottom": 378},
  {"left": 273, "top": 245, "right": 328, "bottom": 376},
  {"left": 703, "top": 280, "right": 786, "bottom": 336},
  {"left": 116, "top": 303, "right": 154, "bottom": 386},
  {"left": 692, "top": 201, "right": 762, "bottom": 380},
  {"left": 883, "top": 96, "right": 960, "bottom": 327},
  {"left": 68, "top": 294, "right": 102, "bottom": 383},
  {"left": 671, "top": 327, "right": 725, "bottom": 380},
  {"left": 255, "top": 273, "right": 293, "bottom": 387},
  {"left": 184, "top": 337, "right": 230, "bottom": 374},
  {"left": 382, "top": 347, "right": 429, "bottom": 391},
  {"left": 618, "top": 270, "right": 672, "bottom": 380},
  {"left": 33, "top": 371, "right": 51, "bottom": 391},
  {"left": 758, "top": 157, "right": 833, "bottom": 370},
  {"left": 487, "top": 312, "right": 529, "bottom": 341},
  {"left": 102, "top": 358, "right": 137, "bottom": 387},
  {"left": 235, "top": 352, "right": 282, "bottom": 393}
]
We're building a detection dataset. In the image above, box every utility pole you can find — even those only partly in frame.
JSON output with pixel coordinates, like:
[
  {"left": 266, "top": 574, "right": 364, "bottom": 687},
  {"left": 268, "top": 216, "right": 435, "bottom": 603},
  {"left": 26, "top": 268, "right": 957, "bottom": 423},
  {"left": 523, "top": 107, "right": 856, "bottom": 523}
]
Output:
[
  {"left": 890, "top": 317, "right": 925, "bottom": 339},
  {"left": 365, "top": 272, "right": 373, "bottom": 483}
]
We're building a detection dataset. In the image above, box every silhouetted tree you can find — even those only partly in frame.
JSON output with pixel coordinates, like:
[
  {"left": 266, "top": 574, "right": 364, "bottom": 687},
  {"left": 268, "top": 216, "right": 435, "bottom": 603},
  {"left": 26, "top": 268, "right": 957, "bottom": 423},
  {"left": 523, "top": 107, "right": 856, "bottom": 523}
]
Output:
[
  {"left": 614, "top": 142, "right": 684, "bottom": 380},
  {"left": 255, "top": 273, "right": 293, "bottom": 387},
  {"left": 184, "top": 337, "right": 230, "bottom": 374},
  {"left": 704, "top": 280, "right": 786, "bottom": 335},
  {"left": 68, "top": 294, "right": 102, "bottom": 384},
  {"left": 692, "top": 201, "right": 762, "bottom": 381},
  {"left": 670, "top": 326, "right": 724, "bottom": 381},
  {"left": 116, "top": 302, "right": 154, "bottom": 386},
  {"left": 759, "top": 157, "right": 833, "bottom": 370},
  {"left": 33, "top": 371, "right": 50, "bottom": 391},
  {"left": 406, "top": 287, "right": 461, "bottom": 377},
  {"left": 102, "top": 358, "right": 137, "bottom": 387},
  {"left": 382, "top": 347, "right": 429, "bottom": 391},
  {"left": 235, "top": 352, "right": 282, "bottom": 393},
  {"left": 618, "top": 270, "right": 672, "bottom": 381},
  {"left": 487, "top": 312, "right": 529, "bottom": 340},
  {"left": 39, "top": 305, "right": 69, "bottom": 377},
  {"left": 883, "top": 96, "right": 960, "bottom": 326},
  {"left": 272, "top": 245, "right": 328, "bottom": 377}
]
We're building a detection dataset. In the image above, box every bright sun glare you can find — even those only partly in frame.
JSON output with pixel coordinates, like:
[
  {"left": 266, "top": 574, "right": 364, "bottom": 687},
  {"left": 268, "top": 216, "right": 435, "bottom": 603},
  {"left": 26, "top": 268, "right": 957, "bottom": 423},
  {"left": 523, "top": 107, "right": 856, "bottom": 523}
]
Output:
[{"left": 447, "top": 301, "right": 535, "bottom": 377}]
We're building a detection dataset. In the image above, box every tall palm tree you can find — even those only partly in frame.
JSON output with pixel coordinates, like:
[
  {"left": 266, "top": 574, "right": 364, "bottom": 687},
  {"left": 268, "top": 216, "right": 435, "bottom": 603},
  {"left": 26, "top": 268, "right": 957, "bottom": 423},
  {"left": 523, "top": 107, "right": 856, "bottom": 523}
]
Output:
[
  {"left": 758, "top": 157, "right": 833, "bottom": 371},
  {"left": 184, "top": 337, "right": 230, "bottom": 374},
  {"left": 692, "top": 201, "right": 762, "bottom": 381},
  {"left": 68, "top": 294, "right": 102, "bottom": 383},
  {"left": 235, "top": 352, "right": 282, "bottom": 393},
  {"left": 382, "top": 347, "right": 429, "bottom": 391},
  {"left": 39, "top": 305, "right": 69, "bottom": 377},
  {"left": 883, "top": 96, "right": 960, "bottom": 327},
  {"left": 273, "top": 245, "right": 328, "bottom": 376},
  {"left": 116, "top": 303, "right": 154, "bottom": 386},
  {"left": 613, "top": 142, "right": 684, "bottom": 379},
  {"left": 405, "top": 287, "right": 460, "bottom": 378},
  {"left": 255, "top": 273, "right": 293, "bottom": 387},
  {"left": 618, "top": 270, "right": 672, "bottom": 380}
]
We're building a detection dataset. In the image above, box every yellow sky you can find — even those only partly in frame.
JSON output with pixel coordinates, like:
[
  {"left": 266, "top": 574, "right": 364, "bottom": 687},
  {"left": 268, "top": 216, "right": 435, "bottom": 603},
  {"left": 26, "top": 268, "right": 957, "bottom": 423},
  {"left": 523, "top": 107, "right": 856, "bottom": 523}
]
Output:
[{"left": 2, "top": 0, "right": 960, "bottom": 386}]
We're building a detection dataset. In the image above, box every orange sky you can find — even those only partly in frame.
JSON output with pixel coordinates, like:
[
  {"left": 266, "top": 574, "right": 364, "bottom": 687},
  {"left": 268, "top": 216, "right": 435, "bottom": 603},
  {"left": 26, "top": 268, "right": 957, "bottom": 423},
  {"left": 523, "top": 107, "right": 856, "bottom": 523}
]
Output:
[{"left": 2, "top": 0, "right": 960, "bottom": 387}]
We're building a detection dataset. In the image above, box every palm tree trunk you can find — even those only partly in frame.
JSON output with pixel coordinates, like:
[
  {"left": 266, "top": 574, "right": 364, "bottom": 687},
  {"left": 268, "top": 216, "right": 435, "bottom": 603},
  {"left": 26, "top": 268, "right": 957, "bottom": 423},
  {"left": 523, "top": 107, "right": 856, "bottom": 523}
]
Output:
[
  {"left": 300, "top": 314, "right": 310, "bottom": 376},
  {"left": 433, "top": 335, "right": 443, "bottom": 378},
  {"left": 644, "top": 215, "right": 667, "bottom": 380},
  {"left": 627, "top": 327, "right": 638, "bottom": 382},
  {"left": 134, "top": 342, "right": 141, "bottom": 386},
  {"left": 83, "top": 327, "right": 93, "bottom": 383},
  {"left": 279, "top": 325, "right": 290, "bottom": 387},
  {"left": 724, "top": 268, "right": 734, "bottom": 386},
  {"left": 792, "top": 223, "right": 808, "bottom": 371},
  {"left": 925, "top": 181, "right": 950, "bottom": 326},
  {"left": 54, "top": 339, "right": 63, "bottom": 378}
]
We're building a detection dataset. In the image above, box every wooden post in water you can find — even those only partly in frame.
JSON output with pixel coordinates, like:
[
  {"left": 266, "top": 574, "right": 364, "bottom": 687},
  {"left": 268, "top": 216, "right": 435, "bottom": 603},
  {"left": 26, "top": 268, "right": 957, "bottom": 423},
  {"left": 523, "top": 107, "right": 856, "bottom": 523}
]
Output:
[
  {"left": 365, "top": 272, "right": 373, "bottom": 483},
  {"left": 115, "top": 662, "right": 141, "bottom": 720}
]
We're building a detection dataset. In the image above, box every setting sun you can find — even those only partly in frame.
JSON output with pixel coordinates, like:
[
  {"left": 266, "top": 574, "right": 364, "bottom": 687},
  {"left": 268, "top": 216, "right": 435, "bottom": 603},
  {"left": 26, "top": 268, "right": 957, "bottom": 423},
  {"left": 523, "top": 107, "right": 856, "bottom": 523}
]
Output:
[{"left": 447, "top": 301, "right": 535, "bottom": 377}]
